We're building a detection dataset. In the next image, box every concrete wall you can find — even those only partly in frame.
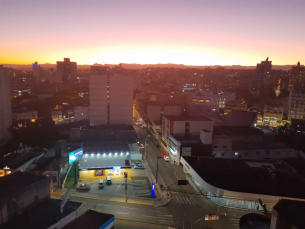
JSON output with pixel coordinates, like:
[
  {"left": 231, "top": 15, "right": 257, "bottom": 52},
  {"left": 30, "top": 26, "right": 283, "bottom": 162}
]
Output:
[
  {"left": 74, "top": 106, "right": 89, "bottom": 121},
  {"left": 212, "top": 136, "right": 233, "bottom": 150},
  {"left": 213, "top": 148, "right": 297, "bottom": 159},
  {"left": 0, "top": 176, "right": 50, "bottom": 225},
  {"left": 200, "top": 130, "right": 212, "bottom": 144},
  {"left": 146, "top": 106, "right": 161, "bottom": 122},
  {"left": 163, "top": 105, "right": 181, "bottom": 116}
]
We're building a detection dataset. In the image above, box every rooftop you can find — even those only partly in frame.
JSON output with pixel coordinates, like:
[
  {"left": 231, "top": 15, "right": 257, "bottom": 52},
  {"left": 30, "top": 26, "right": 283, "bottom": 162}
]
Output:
[
  {"left": 62, "top": 210, "right": 114, "bottom": 229},
  {"left": 0, "top": 171, "right": 48, "bottom": 196},
  {"left": 0, "top": 151, "right": 43, "bottom": 170},
  {"left": 80, "top": 124, "right": 134, "bottom": 131},
  {"left": 232, "top": 142, "right": 292, "bottom": 150},
  {"left": 79, "top": 145, "right": 131, "bottom": 170},
  {"left": 224, "top": 110, "right": 258, "bottom": 127},
  {"left": 164, "top": 115, "right": 211, "bottom": 122},
  {"left": 214, "top": 126, "right": 263, "bottom": 137},
  {"left": 182, "top": 156, "right": 305, "bottom": 199},
  {"left": 226, "top": 100, "right": 246, "bottom": 105},
  {"left": 1, "top": 199, "right": 82, "bottom": 229},
  {"left": 273, "top": 199, "right": 305, "bottom": 229}
]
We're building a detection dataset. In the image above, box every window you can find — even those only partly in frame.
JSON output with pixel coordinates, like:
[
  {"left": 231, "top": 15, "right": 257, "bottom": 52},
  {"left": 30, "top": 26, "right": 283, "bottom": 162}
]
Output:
[
  {"left": 107, "top": 95, "right": 110, "bottom": 99},
  {"left": 214, "top": 146, "right": 218, "bottom": 149},
  {"left": 256, "top": 151, "right": 260, "bottom": 155},
  {"left": 221, "top": 153, "right": 224, "bottom": 156},
  {"left": 235, "top": 152, "right": 239, "bottom": 156},
  {"left": 223, "top": 146, "right": 227, "bottom": 149}
]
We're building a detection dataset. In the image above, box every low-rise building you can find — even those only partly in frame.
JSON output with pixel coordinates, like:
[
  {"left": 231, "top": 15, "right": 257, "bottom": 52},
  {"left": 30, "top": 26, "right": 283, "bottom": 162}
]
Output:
[
  {"left": 62, "top": 210, "right": 115, "bottom": 229},
  {"left": 74, "top": 105, "right": 89, "bottom": 121},
  {"left": 12, "top": 107, "right": 38, "bottom": 121},
  {"left": 0, "top": 171, "right": 50, "bottom": 225},
  {"left": 224, "top": 100, "right": 247, "bottom": 114},
  {"left": 271, "top": 199, "right": 305, "bottom": 229},
  {"left": 224, "top": 110, "right": 258, "bottom": 127},
  {"left": 161, "top": 115, "right": 213, "bottom": 148},
  {"left": 263, "top": 104, "right": 284, "bottom": 127},
  {"left": 189, "top": 90, "right": 236, "bottom": 109},
  {"left": 0, "top": 151, "right": 44, "bottom": 177},
  {"left": 136, "top": 100, "right": 181, "bottom": 124}
]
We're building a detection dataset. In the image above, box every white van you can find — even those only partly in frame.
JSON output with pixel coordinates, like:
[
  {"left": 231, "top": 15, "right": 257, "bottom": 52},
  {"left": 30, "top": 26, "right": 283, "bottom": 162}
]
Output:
[
  {"left": 99, "top": 179, "right": 104, "bottom": 188},
  {"left": 106, "top": 176, "right": 112, "bottom": 185}
]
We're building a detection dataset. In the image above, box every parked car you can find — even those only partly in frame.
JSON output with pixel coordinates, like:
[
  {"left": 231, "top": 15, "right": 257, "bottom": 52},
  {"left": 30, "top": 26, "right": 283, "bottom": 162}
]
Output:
[
  {"left": 99, "top": 179, "right": 104, "bottom": 188},
  {"left": 164, "top": 156, "right": 170, "bottom": 162},
  {"left": 132, "top": 162, "right": 141, "bottom": 167},
  {"left": 77, "top": 184, "right": 91, "bottom": 191},
  {"left": 155, "top": 144, "right": 160, "bottom": 148},
  {"left": 134, "top": 164, "right": 145, "bottom": 169},
  {"left": 106, "top": 176, "right": 112, "bottom": 185}
]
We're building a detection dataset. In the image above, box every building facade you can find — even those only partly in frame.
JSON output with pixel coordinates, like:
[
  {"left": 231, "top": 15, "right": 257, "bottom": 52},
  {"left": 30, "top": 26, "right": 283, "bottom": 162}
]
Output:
[
  {"left": 224, "top": 100, "right": 247, "bottom": 114},
  {"left": 90, "top": 66, "right": 133, "bottom": 126},
  {"left": 56, "top": 58, "right": 77, "bottom": 84},
  {"left": 288, "top": 89, "right": 305, "bottom": 120},
  {"left": 263, "top": 104, "right": 284, "bottom": 127},
  {"left": 0, "top": 66, "right": 12, "bottom": 145}
]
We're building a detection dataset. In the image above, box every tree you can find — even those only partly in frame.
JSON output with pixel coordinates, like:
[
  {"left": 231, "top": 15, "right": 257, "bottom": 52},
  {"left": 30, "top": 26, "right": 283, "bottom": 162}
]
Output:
[{"left": 12, "top": 118, "right": 59, "bottom": 149}]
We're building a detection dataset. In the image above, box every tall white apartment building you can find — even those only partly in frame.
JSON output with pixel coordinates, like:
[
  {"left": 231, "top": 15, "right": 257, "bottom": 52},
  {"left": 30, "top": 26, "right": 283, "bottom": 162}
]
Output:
[
  {"left": 0, "top": 66, "right": 12, "bottom": 145},
  {"left": 90, "top": 66, "right": 133, "bottom": 126}
]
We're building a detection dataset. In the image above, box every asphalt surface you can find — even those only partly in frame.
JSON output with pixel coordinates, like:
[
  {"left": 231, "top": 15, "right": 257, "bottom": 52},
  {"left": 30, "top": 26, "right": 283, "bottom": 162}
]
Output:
[{"left": 135, "top": 123, "right": 256, "bottom": 229}]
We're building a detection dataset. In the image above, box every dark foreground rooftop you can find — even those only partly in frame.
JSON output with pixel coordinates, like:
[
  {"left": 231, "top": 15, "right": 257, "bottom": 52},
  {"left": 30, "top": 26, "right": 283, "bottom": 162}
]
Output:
[
  {"left": 1, "top": 199, "right": 82, "bottom": 229},
  {"left": 183, "top": 156, "right": 305, "bottom": 199},
  {"left": 0, "top": 171, "right": 48, "bottom": 196},
  {"left": 274, "top": 199, "right": 305, "bottom": 229},
  {"left": 62, "top": 209, "right": 114, "bottom": 229}
]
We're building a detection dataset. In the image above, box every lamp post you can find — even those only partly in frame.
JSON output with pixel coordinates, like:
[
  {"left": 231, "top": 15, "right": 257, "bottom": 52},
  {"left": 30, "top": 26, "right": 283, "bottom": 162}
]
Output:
[
  {"left": 156, "top": 156, "right": 163, "bottom": 184},
  {"left": 191, "top": 216, "right": 205, "bottom": 229}
]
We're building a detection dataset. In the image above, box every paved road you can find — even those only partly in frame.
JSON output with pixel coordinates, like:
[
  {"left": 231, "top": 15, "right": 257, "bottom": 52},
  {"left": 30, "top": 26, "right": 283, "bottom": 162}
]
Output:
[
  {"left": 135, "top": 123, "right": 257, "bottom": 229},
  {"left": 52, "top": 194, "right": 176, "bottom": 228}
]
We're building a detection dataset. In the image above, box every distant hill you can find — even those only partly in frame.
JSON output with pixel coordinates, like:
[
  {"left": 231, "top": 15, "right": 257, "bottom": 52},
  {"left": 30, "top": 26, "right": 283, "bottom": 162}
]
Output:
[{"left": 1, "top": 63, "right": 301, "bottom": 71}]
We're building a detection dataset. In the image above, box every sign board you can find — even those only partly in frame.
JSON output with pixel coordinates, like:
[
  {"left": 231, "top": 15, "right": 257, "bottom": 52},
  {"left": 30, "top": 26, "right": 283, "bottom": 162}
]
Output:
[
  {"left": 69, "top": 148, "right": 83, "bottom": 164},
  {"left": 205, "top": 214, "right": 219, "bottom": 220},
  {"left": 60, "top": 189, "right": 70, "bottom": 213},
  {"left": 151, "top": 182, "right": 155, "bottom": 197},
  {"left": 112, "top": 167, "right": 121, "bottom": 170}
]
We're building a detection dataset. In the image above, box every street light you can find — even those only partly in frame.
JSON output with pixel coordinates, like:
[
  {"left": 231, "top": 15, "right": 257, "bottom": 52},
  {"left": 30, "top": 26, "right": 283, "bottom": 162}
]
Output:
[{"left": 191, "top": 216, "right": 205, "bottom": 229}]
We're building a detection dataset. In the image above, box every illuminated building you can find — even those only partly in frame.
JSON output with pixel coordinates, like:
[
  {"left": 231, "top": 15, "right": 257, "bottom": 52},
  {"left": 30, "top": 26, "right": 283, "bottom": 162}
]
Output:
[
  {"left": 263, "top": 104, "right": 284, "bottom": 127},
  {"left": 89, "top": 65, "right": 133, "bottom": 126},
  {"left": 0, "top": 66, "right": 12, "bottom": 145},
  {"left": 224, "top": 100, "right": 247, "bottom": 114},
  {"left": 56, "top": 58, "right": 77, "bottom": 84}
]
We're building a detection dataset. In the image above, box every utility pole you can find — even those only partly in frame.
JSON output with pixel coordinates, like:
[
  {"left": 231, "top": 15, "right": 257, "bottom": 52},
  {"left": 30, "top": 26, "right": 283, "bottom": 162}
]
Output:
[{"left": 124, "top": 172, "right": 128, "bottom": 202}]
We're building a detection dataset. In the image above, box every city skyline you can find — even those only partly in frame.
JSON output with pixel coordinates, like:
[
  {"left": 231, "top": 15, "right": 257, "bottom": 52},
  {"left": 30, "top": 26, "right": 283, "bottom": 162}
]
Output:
[{"left": 1, "top": 0, "right": 305, "bottom": 66}]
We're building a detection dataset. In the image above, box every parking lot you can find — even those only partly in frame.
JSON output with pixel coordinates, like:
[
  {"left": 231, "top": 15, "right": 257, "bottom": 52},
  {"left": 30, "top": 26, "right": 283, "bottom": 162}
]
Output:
[{"left": 76, "top": 163, "right": 153, "bottom": 198}]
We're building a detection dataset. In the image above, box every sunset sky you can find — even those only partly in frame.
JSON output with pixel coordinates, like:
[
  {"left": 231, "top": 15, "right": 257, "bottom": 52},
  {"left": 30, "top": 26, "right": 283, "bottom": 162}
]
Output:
[{"left": 1, "top": 0, "right": 304, "bottom": 66}]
